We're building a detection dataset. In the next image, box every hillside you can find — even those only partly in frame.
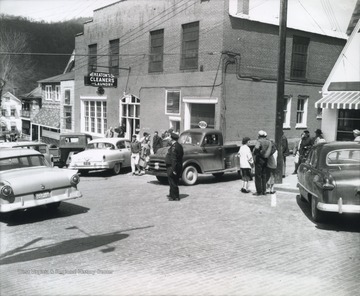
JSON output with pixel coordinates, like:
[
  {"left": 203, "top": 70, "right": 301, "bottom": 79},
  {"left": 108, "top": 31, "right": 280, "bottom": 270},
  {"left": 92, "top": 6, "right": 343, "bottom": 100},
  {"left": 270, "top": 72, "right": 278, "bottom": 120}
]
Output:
[{"left": 0, "top": 15, "right": 88, "bottom": 96}]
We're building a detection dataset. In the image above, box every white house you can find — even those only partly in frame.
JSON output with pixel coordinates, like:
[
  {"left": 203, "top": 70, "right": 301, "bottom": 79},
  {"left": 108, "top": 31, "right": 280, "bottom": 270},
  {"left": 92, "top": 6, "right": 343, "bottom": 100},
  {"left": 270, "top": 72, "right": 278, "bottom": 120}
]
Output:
[{"left": 0, "top": 91, "right": 22, "bottom": 140}]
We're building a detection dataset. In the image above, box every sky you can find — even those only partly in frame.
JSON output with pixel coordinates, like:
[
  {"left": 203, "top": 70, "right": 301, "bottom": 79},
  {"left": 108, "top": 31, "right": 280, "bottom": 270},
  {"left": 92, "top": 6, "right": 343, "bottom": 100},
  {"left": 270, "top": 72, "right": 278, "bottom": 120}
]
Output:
[
  {"left": 0, "top": 0, "right": 120, "bottom": 22},
  {"left": 0, "top": 0, "right": 357, "bottom": 34}
]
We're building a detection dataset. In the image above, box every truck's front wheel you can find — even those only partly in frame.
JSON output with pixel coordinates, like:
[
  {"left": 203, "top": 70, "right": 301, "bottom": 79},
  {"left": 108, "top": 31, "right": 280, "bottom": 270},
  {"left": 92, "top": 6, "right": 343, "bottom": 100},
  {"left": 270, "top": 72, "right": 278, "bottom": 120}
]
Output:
[{"left": 182, "top": 165, "right": 198, "bottom": 186}]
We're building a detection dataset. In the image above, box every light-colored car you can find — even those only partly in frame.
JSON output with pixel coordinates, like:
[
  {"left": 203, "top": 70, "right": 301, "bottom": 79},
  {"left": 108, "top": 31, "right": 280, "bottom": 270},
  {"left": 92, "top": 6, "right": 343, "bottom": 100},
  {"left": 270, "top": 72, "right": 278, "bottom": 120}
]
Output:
[
  {"left": 0, "top": 149, "right": 82, "bottom": 213},
  {"left": 297, "top": 141, "right": 360, "bottom": 223},
  {"left": 0, "top": 141, "right": 54, "bottom": 165},
  {"left": 68, "top": 138, "right": 131, "bottom": 175}
]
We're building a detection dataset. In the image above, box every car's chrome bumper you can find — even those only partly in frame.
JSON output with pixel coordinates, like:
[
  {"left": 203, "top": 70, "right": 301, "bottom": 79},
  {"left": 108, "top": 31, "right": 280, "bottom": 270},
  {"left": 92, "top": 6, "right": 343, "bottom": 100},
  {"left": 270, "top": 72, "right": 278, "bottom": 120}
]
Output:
[
  {"left": 318, "top": 198, "right": 360, "bottom": 214},
  {"left": 0, "top": 188, "right": 82, "bottom": 213},
  {"left": 68, "top": 163, "right": 111, "bottom": 170}
]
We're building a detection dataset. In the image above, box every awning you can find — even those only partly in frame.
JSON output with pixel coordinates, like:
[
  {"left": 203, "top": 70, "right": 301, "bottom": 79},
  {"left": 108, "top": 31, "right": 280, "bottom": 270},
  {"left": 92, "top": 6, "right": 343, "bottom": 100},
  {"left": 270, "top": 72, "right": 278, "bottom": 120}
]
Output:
[
  {"left": 315, "top": 91, "right": 360, "bottom": 109},
  {"left": 32, "top": 107, "right": 60, "bottom": 128}
]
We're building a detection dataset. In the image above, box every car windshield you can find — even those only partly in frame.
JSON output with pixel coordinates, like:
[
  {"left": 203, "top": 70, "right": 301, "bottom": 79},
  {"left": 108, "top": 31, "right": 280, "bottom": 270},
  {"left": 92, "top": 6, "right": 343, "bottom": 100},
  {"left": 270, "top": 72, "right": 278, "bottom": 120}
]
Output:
[
  {"left": 87, "top": 142, "right": 115, "bottom": 150},
  {"left": 0, "top": 155, "right": 47, "bottom": 171},
  {"left": 326, "top": 149, "right": 360, "bottom": 166},
  {"left": 179, "top": 132, "right": 203, "bottom": 146}
]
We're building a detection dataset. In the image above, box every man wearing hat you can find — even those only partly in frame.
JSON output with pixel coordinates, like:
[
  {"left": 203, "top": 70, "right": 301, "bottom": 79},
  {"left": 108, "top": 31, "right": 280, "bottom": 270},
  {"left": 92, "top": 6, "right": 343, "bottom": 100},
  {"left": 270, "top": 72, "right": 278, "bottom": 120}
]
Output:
[
  {"left": 130, "top": 134, "right": 141, "bottom": 175},
  {"left": 299, "top": 130, "right": 312, "bottom": 163},
  {"left": 165, "top": 132, "right": 184, "bottom": 201},
  {"left": 353, "top": 129, "right": 360, "bottom": 141},
  {"left": 253, "top": 130, "right": 272, "bottom": 196}
]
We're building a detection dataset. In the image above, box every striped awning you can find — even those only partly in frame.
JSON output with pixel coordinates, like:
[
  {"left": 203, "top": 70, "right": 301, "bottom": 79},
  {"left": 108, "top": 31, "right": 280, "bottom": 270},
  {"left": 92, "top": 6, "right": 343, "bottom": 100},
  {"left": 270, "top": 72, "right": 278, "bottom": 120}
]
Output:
[{"left": 315, "top": 91, "right": 360, "bottom": 109}]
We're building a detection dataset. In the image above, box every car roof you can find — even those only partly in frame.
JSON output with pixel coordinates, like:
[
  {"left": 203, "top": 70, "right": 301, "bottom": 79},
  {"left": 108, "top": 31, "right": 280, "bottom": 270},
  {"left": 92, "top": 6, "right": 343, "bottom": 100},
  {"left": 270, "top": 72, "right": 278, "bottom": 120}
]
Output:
[
  {"left": 318, "top": 141, "right": 360, "bottom": 149},
  {"left": 0, "top": 148, "right": 42, "bottom": 158},
  {"left": 89, "top": 137, "right": 129, "bottom": 144},
  {"left": 0, "top": 141, "right": 47, "bottom": 148}
]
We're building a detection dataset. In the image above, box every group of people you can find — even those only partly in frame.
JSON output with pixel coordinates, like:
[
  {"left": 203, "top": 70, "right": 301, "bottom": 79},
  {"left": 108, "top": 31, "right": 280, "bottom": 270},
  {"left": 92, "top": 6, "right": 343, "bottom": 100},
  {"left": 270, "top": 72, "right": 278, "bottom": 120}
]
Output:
[{"left": 238, "top": 130, "right": 287, "bottom": 196}]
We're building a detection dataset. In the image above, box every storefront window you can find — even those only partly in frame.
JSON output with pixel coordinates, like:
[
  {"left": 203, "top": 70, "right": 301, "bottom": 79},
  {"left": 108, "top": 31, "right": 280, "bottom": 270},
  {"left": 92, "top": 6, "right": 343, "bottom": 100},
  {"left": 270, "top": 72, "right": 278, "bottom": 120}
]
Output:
[{"left": 337, "top": 109, "right": 360, "bottom": 141}]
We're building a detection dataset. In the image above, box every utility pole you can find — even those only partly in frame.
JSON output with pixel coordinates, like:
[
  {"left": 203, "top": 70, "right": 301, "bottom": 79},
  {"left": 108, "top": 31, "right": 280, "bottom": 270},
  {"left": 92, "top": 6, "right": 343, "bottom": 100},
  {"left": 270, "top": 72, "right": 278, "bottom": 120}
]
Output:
[{"left": 275, "top": 0, "right": 288, "bottom": 184}]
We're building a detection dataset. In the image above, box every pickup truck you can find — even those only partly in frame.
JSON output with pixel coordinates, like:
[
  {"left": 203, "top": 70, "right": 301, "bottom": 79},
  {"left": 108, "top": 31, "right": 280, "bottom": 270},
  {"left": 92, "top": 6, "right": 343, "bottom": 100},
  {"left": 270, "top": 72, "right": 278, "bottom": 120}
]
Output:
[
  {"left": 51, "top": 133, "right": 93, "bottom": 168},
  {"left": 146, "top": 128, "right": 241, "bottom": 185}
]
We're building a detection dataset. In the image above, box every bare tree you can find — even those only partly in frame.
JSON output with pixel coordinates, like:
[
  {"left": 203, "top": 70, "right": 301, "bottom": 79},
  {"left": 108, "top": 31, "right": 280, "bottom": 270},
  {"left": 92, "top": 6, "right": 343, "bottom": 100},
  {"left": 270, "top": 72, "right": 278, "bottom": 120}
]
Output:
[{"left": 0, "top": 27, "right": 33, "bottom": 104}]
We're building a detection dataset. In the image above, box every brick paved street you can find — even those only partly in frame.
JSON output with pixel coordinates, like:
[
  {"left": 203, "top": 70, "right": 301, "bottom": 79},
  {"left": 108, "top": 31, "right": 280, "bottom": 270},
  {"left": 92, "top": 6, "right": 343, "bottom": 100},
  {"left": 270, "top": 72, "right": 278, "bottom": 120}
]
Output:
[{"left": 1, "top": 167, "right": 360, "bottom": 296}]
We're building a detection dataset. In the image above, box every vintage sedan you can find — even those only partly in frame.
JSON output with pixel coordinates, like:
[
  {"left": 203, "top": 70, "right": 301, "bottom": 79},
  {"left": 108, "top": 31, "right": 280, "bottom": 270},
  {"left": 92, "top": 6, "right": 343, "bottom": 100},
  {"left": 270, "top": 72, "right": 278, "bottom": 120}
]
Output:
[
  {"left": 297, "top": 141, "right": 360, "bottom": 222},
  {"left": 68, "top": 138, "right": 131, "bottom": 175},
  {"left": 0, "top": 149, "right": 82, "bottom": 213}
]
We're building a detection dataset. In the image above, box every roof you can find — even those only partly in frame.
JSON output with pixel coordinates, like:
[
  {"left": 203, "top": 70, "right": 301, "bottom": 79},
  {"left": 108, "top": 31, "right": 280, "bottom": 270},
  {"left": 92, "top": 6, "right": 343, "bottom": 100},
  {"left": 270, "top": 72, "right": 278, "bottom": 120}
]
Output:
[
  {"left": 319, "top": 141, "right": 360, "bottom": 149},
  {"left": 32, "top": 106, "right": 60, "bottom": 128},
  {"left": 0, "top": 148, "right": 41, "bottom": 159},
  {"left": 38, "top": 71, "right": 75, "bottom": 84},
  {"left": 20, "top": 86, "right": 42, "bottom": 99},
  {"left": 229, "top": 0, "right": 356, "bottom": 39},
  {"left": 89, "top": 137, "right": 128, "bottom": 144},
  {"left": 0, "top": 141, "right": 47, "bottom": 148},
  {"left": 1, "top": 92, "right": 20, "bottom": 104},
  {"left": 315, "top": 91, "right": 360, "bottom": 109}
]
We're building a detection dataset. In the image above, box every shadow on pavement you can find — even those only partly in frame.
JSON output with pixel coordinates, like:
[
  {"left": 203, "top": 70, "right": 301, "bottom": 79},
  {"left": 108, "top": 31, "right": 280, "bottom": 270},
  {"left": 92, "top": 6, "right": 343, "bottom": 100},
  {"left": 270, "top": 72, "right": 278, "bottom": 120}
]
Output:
[
  {"left": 0, "top": 225, "right": 153, "bottom": 265},
  {"left": 296, "top": 195, "right": 360, "bottom": 233},
  {"left": 0, "top": 202, "right": 89, "bottom": 226}
]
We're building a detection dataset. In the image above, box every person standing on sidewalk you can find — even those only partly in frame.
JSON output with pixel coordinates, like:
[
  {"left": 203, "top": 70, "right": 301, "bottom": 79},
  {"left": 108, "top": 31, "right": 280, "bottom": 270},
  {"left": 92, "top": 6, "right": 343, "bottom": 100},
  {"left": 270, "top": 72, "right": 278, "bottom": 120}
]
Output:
[
  {"left": 253, "top": 130, "right": 272, "bottom": 196},
  {"left": 238, "top": 137, "right": 254, "bottom": 193},
  {"left": 152, "top": 131, "right": 162, "bottom": 154},
  {"left": 313, "top": 129, "right": 326, "bottom": 145},
  {"left": 165, "top": 132, "right": 184, "bottom": 201},
  {"left": 130, "top": 135, "right": 141, "bottom": 175},
  {"left": 282, "top": 132, "right": 289, "bottom": 177},
  {"left": 266, "top": 140, "right": 278, "bottom": 194}
]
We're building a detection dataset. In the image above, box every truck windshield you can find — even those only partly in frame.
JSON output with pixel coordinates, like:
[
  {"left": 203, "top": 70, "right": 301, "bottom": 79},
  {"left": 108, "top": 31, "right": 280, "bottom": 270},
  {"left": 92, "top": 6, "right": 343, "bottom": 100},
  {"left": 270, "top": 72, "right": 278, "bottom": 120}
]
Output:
[{"left": 179, "top": 132, "right": 203, "bottom": 146}]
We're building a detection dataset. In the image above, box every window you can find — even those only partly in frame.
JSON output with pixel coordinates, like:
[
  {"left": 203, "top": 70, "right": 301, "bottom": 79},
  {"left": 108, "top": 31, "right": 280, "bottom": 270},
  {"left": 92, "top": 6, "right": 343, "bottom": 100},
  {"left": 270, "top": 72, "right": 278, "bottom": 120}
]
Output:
[
  {"left": 64, "top": 106, "right": 72, "bottom": 130},
  {"left": 64, "top": 89, "right": 71, "bottom": 105},
  {"left": 296, "top": 96, "right": 308, "bottom": 128},
  {"left": 181, "top": 22, "right": 199, "bottom": 70},
  {"left": 337, "top": 109, "right": 360, "bottom": 141},
  {"left": 83, "top": 100, "right": 107, "bottom": 135},
  {"left": 45, "top": 85, "right": 52, "bottom": 100},
  {"left": 88, "top": 44, "right": 97, "bottom": 73},
  {"left": 166, "top": 90, "right": 180, "bottom": 115},
  {"left": 291, "top": 36, "right": 309, "bottom": 79},
  {"left": 55, "top": 85, "right": 61, "bottom": 101},
  {"left": 109, "top": 39, "right": 119, "bottom": 76},
  {"left": 283, "top": 95, "right": 292, "bottom": 128},
  {"left": 149, "top": 29, "right": 164, "bottom": 73},
  {"left": 11, "top": 109, "right": 16, "bottom": 116},
  {"left": 316, "top": 107, "right": 322, "bottom": 119},
  {"left": 120, "top": 95, "right": 140, "bottom": 137},
  {"left": 1, "top": 109, "right": 6, "bottom": 116}
]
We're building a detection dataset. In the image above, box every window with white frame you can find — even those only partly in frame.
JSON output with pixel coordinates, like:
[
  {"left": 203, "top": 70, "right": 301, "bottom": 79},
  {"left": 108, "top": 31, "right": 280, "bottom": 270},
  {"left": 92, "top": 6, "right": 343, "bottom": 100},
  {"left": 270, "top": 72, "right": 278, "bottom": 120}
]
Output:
[
  {"left": 64, "top": 106, "right": 72, "bottom": 130},
  {"left": 120, "top": 95, "right": 140, "bottom": 138},
  {"left": 55, "top": 85, "right": 61, "bottom": 101},
  {"left": 45, "top": 85, "right": 52, "bottom": 100},
  {"left": 83, "top": 100, "right": 107, "bottom": 135},
  {"left": 165, "top": 90, "right": 180, "bottom": 115},
  {"left": 296, "top": 96, "right": 308, "bottom": 128},
  {"left": 64, "top": 89, "right": 71, "bottom": 105},
  {"left": 283, "top": 95, "right": 292, "bottom": 128}
]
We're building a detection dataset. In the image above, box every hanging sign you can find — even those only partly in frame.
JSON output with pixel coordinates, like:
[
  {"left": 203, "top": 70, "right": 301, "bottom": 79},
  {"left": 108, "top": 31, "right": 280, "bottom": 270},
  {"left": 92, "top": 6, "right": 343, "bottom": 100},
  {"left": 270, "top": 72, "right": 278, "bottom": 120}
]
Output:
[
  {"left": 84, "top": 72, "right": 117, "bottom": 88},
  {"left": 198, "top": 121, "right": 207, "bottom": 128}
]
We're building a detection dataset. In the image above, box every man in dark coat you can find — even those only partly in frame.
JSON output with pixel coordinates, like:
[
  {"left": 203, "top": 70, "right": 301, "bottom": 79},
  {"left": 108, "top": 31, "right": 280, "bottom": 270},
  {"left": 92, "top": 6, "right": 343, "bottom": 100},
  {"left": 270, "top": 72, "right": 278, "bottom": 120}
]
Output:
[
  {"left": 165, "top": 132, "right": 184, "bottom": 201},
  {"left": 299, "top": 130, "right": 312, "bottom": 163},
  {"left": 152, "top": 131, "right": 162, "bottom": 154}
]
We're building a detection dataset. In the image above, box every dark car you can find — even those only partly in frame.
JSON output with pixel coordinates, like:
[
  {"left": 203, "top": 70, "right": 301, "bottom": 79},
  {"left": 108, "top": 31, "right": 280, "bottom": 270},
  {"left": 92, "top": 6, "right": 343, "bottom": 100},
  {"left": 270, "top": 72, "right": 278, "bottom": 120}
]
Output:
[{"left": 297, "top": 141, "right": 360, "bottom": 222}]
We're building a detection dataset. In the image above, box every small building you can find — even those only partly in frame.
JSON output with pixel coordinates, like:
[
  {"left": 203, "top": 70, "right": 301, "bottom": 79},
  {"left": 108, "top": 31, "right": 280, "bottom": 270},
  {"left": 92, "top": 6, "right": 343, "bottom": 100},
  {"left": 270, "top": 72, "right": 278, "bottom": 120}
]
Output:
[
  {"left": 0, "top": 92, "right": 22, "bottom": 141},
  {"left": 315, "top": 19, "right": 360, "bottom": 141}
]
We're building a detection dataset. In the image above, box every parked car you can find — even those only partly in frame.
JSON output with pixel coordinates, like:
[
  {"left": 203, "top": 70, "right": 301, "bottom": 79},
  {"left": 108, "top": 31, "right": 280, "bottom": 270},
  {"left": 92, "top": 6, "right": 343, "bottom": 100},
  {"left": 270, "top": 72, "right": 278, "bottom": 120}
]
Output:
[
  {"left": 297, "top": 141, "right": 360, "bottom": 222},
  {"left": 68, "top": 138, "right": 131, "bottom": 175},
  {"left": 147, "top": 129, "right": 241, "bottom": 185},
  {"left": 51, "top": 133, "right": 93, "bottom": 168},
  {"left": 0, "top": 141, "right": 54, "bottom": 165},
  {"left": 0, "top": 149, "right": 82, "bottom": 213}
]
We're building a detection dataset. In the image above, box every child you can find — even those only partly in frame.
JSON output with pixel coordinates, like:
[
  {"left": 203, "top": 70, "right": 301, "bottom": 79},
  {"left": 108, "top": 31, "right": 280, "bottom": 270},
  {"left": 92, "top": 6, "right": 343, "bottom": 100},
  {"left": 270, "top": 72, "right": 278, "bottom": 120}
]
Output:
[{"left": 238, "top": 137, "right": 254, "bottom": 193}]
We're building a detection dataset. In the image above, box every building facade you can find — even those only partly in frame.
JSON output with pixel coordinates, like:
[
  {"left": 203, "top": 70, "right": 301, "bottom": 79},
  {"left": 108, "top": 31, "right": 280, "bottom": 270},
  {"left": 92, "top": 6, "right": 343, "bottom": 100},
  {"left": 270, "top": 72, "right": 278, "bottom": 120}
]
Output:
[
  {"left": 74, "top": 0, "right": 348, "bottom": 145},
  {"left": 0, "top": 92, "right": 22, "bottom": 141}
]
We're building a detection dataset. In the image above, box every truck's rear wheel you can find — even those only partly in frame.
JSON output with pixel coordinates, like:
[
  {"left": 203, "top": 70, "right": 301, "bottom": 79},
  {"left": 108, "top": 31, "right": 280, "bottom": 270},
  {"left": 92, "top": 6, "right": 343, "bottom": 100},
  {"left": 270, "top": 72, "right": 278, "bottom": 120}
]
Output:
[{"left": 182, "top": 165, "right": 198, "bottom": 186}]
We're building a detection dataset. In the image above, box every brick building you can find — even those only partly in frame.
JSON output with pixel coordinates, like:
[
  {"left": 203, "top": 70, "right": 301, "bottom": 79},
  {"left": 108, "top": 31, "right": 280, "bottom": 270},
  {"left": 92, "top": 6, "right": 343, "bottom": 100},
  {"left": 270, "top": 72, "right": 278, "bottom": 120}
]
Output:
[{"left": 74, "top": 0, "right": 349, "bottom": 145}]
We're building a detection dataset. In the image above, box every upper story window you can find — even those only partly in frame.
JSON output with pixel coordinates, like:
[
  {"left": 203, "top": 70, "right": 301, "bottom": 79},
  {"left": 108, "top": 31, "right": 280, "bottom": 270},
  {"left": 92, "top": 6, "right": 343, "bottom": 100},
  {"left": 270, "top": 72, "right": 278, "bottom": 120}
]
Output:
[
  {"left": 45, "top": 85, "right": 52, "bottom": 100},
  {"left": 291, "top": 36, "right": 309, "bottom": 80},
  {"left": 88, "top": 44, "right": 97, "bottom": 73},
  {"left": 109, "top": 39, "right": 119, "bottom": 76},
  {"left": 296, "top": 95, "right": 308, "bottom": 128},
  {"left": 149, "top": 29, "right": 164, "bottom": 73},
  {"left": 64, "top": 89, "right": 71, "bottom": 105},
  {"left": 180, "top": 21, "right": 199, "bottom": 70},
  {"left": 165, "top": 90, "right": 180, "bottom": 115},
  {"left": 283, "top": 95, "right": 292, "bottom": 129},
  {"left": 55, "top": 85, "right": 61, "bottom": 101},
  {"left": 10, "top": 109, "right": 16, "bottom": 116},
  {"left": 1, "top": 109, "right": 6, "bottom": 116}
]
